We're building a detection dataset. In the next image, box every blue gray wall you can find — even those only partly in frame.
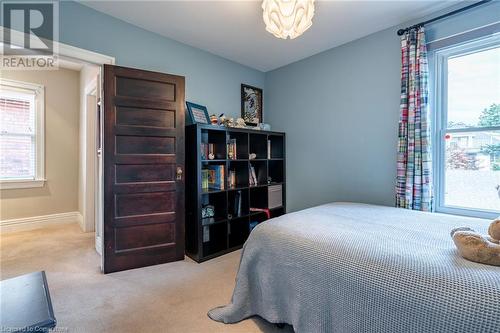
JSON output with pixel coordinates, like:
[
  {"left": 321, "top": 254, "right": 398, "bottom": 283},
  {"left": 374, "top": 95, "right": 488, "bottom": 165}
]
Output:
[
  {"left": 6, "top": 1, "right": 498, "bottom": 213},
  {"left": 265, "top": 1, "right": 500, "bottom": 212},
  {"left": 59, "top": 1, "right": 265, "bottom": 119}
]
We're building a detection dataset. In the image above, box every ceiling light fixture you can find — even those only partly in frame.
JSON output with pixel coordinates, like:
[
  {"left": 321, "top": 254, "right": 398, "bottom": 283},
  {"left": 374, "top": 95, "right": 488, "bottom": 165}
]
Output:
[{"left": 262, "top": 0, "right": 315, "bottom": 40}]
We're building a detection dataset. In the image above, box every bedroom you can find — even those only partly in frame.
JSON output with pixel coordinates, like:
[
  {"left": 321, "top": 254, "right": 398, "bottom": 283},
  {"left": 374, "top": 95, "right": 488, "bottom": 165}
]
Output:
[{"left": 0, "top": 0, "right": 499, "bottom": 332}]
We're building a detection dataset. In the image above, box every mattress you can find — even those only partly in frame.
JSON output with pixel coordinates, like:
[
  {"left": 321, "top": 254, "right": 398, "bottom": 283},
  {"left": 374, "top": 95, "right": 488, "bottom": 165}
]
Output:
[{"left": 208, "top": 202, "right": 500, "bottom": 333}]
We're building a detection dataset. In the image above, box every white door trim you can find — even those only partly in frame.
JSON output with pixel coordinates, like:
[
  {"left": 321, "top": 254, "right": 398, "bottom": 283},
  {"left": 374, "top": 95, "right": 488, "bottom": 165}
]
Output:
[{"left": 0, "top": 27, "right": 115, "bottom": 66}]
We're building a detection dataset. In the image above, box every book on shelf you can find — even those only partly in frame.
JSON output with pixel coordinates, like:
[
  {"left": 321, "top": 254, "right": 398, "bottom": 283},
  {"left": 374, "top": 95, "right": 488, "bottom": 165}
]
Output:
[
  {"left": 267, "top": 140, "right": 271, "bottom": 159},
  {"left": 201, "top": 169, "right": 209, "bottom": 190},
  {"left": 201, "top": 143, "right": 215, "bottom": 160},
  {"left": 202, "top": 217, "right": 215, "bottom": 226},
  {"left": 200, "top": 143, "right": 208, "bottom": 160},
  {"left": 234, "top": 190, "right": 242, "bottom": 217},
  {"left": 228, "top": 170, "right": 236, "bottom": 188},
  {"left": 206, "top": 164, "right": 225, "bottom": 190},
  {"left": 227, "top": 139, "right": 237, "bottom": 160},
  {"left": 249, "top": 165, "right": 257, "bottom": 186},
  {"left": 203, "top": 225, "right": 210, "bottom": 243}
]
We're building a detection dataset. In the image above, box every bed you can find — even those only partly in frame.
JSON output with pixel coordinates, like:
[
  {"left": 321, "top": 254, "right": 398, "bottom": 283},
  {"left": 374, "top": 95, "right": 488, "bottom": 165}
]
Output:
[{"left": 208, "top": 202, "right": 500, "bottom": 333}]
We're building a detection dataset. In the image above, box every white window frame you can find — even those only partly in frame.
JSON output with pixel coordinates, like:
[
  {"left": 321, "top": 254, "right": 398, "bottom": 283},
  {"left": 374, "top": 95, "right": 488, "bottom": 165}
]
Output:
[
  {"left": 0, "top": 79, "right": 45, "bottom": 189},
  {"left": 432, "top": 34, "right": 500, "bottom": 219}
]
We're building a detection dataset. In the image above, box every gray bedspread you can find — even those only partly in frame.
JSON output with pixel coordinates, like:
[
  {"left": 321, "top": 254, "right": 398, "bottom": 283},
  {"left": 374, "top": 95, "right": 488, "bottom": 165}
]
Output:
[{"left": 208, "top": 203, "right": 500, "bottom": 333}]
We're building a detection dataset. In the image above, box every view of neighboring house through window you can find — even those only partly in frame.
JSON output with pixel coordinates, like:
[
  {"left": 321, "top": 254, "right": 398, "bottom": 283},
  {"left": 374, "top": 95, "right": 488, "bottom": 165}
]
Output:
[
  {"left": 0, "top": 79, "right": 45, "bottom": 189},
  {"left": 435, "top": 35, "right": 499, "bottom": 217}
]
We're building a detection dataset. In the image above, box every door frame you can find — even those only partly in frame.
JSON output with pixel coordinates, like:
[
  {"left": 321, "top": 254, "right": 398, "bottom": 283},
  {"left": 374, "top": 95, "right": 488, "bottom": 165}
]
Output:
[
  {"left": 1, "top": 27, "right": 115, "bottom": 262},
  {"left": 83, "top": 79, "right": 103, "bottom": 255}
]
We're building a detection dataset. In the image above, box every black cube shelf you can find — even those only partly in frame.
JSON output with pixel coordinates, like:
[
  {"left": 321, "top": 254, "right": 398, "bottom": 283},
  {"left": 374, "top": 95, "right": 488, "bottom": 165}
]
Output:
[{"left": 185, "top": 124, "right": 286, "bottom": 262}]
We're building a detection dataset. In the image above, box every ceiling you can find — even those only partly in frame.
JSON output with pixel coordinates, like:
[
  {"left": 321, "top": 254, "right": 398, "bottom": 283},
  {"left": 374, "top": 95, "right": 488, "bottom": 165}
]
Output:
[{"left": 82, "top": 1, "right": 459, "bottom": 72}]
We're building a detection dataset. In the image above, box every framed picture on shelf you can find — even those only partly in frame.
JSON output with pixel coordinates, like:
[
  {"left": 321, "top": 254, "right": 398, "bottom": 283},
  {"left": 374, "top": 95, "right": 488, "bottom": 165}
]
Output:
[
  {"left": 241, "top": 84, "right": 263, "bottom": 126},
  {"left": 186, "top": 101, "right": 210, "bottom": 124}
]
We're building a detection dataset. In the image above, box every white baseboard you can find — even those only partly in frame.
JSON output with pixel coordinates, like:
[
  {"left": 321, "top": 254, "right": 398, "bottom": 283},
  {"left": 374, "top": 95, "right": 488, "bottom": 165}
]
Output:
[
  {"left": 0, "top": 211, "right": 82, "bottom": 233},
  {"left": 77, "top": 212, "right": 85, "bottom": 231}
]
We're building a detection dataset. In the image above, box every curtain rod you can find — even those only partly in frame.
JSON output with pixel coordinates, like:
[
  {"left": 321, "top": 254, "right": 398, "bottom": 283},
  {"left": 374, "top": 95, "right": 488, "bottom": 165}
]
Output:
[{"left": 396, "top": 0, "right": 493, "bottom": 36}]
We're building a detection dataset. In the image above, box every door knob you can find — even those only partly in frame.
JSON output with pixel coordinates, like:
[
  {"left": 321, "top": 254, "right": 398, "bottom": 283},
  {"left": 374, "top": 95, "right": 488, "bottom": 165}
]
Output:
[{"left": 176, "top": 167, "right": 183, "bottom": 180}]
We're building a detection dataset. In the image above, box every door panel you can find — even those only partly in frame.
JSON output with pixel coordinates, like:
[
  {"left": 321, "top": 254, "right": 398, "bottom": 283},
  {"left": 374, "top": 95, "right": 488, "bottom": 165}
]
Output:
[
  {"left": 115, "top": 164, "right": 175, "bottom": 183},
  {"left": 115, "top": 192, "right": 176, "bottom": 217},
  {"left": 115, "top": 135, "right": 175, "bottom": 155},
  {"left": 115, "top": 223, "right": 175, "bottom": 251},
  {"left": 115, "top": 76, "right": 176, "bottom": 99},
  {"left": 116, "top": 107, "right": 176, "bottom": 128},
  {"left": 103, "top": 64, "right": 185, "bottom": 273}
]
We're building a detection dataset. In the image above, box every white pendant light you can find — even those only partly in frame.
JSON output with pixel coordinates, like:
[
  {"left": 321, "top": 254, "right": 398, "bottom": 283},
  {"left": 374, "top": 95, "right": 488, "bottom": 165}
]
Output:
[{"left": 262, "top": 0, "right": 315, "bottom": 40}]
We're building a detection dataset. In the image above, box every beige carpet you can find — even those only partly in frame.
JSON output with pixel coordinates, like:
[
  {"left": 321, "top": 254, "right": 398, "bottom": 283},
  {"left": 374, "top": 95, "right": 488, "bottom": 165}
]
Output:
[{"left": 0, "top": 224, "right": 293, "bottom": 333}]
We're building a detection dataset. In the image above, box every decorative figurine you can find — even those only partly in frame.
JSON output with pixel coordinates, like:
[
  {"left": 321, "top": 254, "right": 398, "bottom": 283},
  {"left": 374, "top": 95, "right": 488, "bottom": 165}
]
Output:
[
  {"left": 221, "top": 117, "right": 231, "bottom": 127},
  {"left": 236, "top": 118, "right": 246, "bottom": 128},
  {"left": 202, "top": 205, "right": 215, "bottom": 218},
  {"left": 249, "top": 153, "right": 257, "bottom": 160},
  {"left": 219, "top": 114, "right": 226, "bottom": 125},
  {"left": 208, "top": 143, "right": 215, "bottom": 160},
  {"left": 210, "top": 114, "right": 218, "bottom": 125},
  {"left": 259, "top": 123, "right": 271, "bottom": 131}
]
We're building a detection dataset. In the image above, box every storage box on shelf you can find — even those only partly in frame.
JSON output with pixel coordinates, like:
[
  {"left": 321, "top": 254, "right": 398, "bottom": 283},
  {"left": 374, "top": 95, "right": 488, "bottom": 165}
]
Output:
[{"left": 185, "top": 124, "right": 286, "bottom": 262}]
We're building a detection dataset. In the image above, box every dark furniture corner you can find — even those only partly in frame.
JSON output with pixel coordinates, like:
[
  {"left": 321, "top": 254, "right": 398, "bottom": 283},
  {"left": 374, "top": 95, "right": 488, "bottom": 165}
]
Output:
[
  {"left": 0, "top": 271, "right": 56, "bottom": 332},
  {"left": 185, "top": 124, "right": 286, "bottom": 262}
]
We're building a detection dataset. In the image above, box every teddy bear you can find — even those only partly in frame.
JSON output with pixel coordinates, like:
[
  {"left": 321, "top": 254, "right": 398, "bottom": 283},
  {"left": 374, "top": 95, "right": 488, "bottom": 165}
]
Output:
[{"left": 450, "top": 218, "right": 500, "bottom": 266}]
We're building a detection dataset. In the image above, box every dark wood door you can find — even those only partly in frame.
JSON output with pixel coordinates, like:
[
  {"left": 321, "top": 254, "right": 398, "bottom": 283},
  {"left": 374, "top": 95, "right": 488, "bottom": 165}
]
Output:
[{"left": 103, "top": 65, "right": 185, "bottom": 273}]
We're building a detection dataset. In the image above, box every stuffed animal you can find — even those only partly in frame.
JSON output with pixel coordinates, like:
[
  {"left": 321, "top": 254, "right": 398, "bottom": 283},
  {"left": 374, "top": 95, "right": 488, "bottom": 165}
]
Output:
[
  {"left": 451, "top": 218, "right": 500, "bottom": 266},
  {"left": 489, "top": 218, "right": 500, "bottom": 240}
]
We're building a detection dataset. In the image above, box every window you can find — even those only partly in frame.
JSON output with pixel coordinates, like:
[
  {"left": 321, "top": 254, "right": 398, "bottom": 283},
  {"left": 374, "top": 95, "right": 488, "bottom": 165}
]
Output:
[
  {"left": 0, "top": 79, "right": 45, "bottom": 189},
  {"left": 434, "top": 35, "right": 500, "bottom": 218}
]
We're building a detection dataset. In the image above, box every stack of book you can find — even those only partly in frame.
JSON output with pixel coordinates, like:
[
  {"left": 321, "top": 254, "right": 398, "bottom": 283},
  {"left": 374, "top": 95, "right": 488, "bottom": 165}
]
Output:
[
  {"left": 205, "top": 165, "right": 225, "bottom": 190},
  {"left": 249, "top": 165, "right": 258, "bottom": 186},
  {"left": 227, "top": 139, "right": 237, "bottom": 160}
]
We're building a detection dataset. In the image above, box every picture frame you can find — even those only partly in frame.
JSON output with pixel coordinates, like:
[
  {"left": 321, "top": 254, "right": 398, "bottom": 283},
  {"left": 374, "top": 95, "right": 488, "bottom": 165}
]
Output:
[
  {"left": 241, "top": 84, "right": 263, "bottom": 126},
  {"left": 186, "top": 101, "right": 210, "bottom": 124}
]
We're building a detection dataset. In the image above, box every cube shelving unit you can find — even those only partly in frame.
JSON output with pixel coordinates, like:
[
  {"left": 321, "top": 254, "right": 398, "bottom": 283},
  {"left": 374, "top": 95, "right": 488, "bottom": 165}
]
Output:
[{"left": 185, "top": 124, "right": 286, "bottom": 262}]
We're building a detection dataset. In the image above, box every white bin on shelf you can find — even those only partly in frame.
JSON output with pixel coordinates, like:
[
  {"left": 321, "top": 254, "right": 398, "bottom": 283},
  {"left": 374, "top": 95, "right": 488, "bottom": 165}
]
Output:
[{"left": 268, "top": 184, "right": 282, "bottom": 209}]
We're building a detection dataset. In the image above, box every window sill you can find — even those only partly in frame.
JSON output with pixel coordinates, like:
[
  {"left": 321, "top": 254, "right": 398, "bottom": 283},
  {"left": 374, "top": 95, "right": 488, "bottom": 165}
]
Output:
[
  {"left": 0, "top": 179, "right": 46, "bottom": 190},
  {"left": 436, "top": 205, "right": 499, "bottom": 220}
]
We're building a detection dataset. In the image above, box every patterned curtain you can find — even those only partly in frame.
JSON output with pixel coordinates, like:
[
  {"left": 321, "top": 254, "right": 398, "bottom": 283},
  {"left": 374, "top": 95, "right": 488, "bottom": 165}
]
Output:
[{"left": 395, "top": 27, "right": 433, "bottom": 211}]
